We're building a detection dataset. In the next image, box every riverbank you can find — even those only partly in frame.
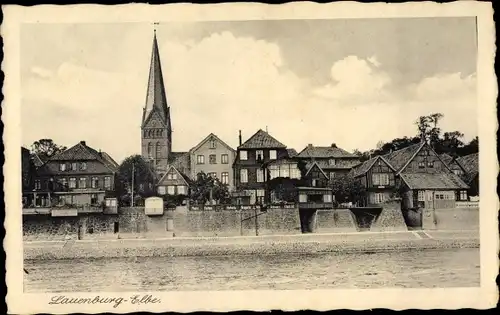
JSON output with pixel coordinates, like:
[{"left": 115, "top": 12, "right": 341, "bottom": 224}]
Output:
[{"left": 24, "top": 230, "right": 479, "bottom": 260}]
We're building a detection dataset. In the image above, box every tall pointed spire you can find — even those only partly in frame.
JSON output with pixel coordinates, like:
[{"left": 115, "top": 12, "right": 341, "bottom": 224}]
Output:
[{"left": 142, "top": 28, "right": 169, "bottom": 125}]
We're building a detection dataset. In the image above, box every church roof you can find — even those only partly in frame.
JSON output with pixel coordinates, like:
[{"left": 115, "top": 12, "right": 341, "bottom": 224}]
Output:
[
  {"left": 238, "top": 129, "right": 286, "bottom": 149},
  {"left": 142, "top": 32, "right": 169, "bottom": 126}
]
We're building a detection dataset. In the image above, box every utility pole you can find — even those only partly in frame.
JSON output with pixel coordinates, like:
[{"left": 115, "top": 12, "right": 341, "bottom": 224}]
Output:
[{"left": 131, "top": 162, "right": 135, "bottom": 207}]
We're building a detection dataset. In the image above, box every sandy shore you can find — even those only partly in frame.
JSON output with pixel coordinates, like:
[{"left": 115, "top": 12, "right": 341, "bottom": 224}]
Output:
[{"left": 24, "top": 230, "right": 479, "bottom": 260}]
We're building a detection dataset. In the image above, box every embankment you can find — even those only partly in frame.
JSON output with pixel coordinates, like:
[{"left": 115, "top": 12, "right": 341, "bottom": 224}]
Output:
[{"left": 24, "top": 231, "right": 479, "bottom": 260}]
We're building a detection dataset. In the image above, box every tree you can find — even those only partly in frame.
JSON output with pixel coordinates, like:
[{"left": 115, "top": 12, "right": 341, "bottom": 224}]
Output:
[
  {"left": 30, "top": 139, "right": 67, "bottom": 160},
  {"left": 190, "top": 172, "right": 230, "bottom": 205},
  {"left": 330, "top": 175, "right": 366, "bottom": 205},
  {"left": 267, "top": 177, "right": 305, "bottom": 203},
  {"left": 458, "top": 136, "right": 479, "bottom": 156},
  {"left": 116, "top": 155, "right": 157, "bottom": 205},
  {"left": 435, "top": 131, "right": 465, "bottom": 155}
]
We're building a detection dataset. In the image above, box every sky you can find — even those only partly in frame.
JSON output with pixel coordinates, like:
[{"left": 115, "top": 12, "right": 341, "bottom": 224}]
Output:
[{"left": 21, "top": 17, "right": 478, "bottom": 163}]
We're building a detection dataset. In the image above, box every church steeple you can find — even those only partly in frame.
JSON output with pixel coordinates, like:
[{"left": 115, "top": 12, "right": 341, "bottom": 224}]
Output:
[{"left": 142, "top": 29, "right": 169, "bottom": 126}]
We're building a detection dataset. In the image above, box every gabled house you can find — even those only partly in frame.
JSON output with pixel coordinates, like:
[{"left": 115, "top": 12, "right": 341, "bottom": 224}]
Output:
[
  {"left": 296, "top": 143, "right": 361, "bottom": 181},
  {"left": 351, "top": 141, "right": 469, "bottom": 209},
  {"left": 456, "top": 153, "right": 479, "bottom": 198},
  {"left": 439, "top": 153, "right": 467, "bottom": 177},
  {"left": 232, "top": 129, "right": 290, "bottom": 205},
  {"left": 350, "top": 155, "right": 397, "bottom": 206},
  {"left": 31, "top": 141, "right": 119, "bottom": 208},
  {"left": 303, "top": 161, "right": 329, "bottom": 188},
  {"left": 189, "top": 133, "right": 236, "bottom": 190},
  {"left": 156, "top": 165, "right": 190, "bottom": 197}
]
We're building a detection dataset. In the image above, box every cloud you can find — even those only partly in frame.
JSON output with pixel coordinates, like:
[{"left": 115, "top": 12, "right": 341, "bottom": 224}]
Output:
[
  {"left": 22, "top": 31, "right": 477, "bottom": 162},
  {"left": 312, "top": 55, "right": 392, "bottom": 104}
]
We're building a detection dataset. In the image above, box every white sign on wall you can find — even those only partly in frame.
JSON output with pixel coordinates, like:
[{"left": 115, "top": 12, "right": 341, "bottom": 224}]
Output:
[
  {"left": 145, "top": 197, "right": 164, "bottom": 216},
  {"left": 51, "top": 209, "right": 78, "bottom": 217}
]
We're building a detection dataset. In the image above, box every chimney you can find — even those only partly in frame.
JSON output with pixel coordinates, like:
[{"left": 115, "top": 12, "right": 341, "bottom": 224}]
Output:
[
  {"left": 331, "top": 143, "right": 337, "bottom": 148},
  {"left": 239, "top": 130, "right": 242, "bottom": 146},
  {"left": 80, "top": 141, "right": 86, "bottom": 146},
  {"left": 307, "top": 143, "right": 313, "bottom": 148}
]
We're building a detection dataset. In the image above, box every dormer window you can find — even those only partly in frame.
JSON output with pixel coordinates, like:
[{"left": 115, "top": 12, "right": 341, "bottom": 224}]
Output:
[
  {"left": 59, "top": 163, "right": 66, "bottom": 171},
  {"left": 328, "top": 159, "right": 336, "bottom": 166},
  {"left": 240, "top": 150, "right": 248, "bottom": 160}
]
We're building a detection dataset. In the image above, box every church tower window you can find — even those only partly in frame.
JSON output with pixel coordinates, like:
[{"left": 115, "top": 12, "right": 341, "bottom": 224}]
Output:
[
  {"left": 148, "top": 143, "right": 153, "bottom": 158},
  {"left": 156, "top": 142, "right": 161, "bottom": 158}
]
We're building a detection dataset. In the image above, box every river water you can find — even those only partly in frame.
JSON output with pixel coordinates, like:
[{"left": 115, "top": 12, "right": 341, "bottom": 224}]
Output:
[{"left": 24, "top": 248, "right": 479, "bottom": 292}]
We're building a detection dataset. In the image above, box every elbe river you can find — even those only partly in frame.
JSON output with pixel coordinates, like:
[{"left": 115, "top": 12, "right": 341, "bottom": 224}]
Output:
[{"left": 24, "top": 248, "right": 479, "bottom": 292}]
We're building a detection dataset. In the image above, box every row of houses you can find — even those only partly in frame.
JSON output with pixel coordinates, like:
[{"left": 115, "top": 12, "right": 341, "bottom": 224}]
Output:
[{"left": 22, "top": 129, "right": 479, "bottom": 211}]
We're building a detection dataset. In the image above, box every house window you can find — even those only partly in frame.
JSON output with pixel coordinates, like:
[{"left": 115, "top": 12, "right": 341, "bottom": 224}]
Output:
[
  {"left": 427, "top": 161, "right": 434, "bottom": 168},
  {"left": 329, "top": 172, "right": 335, "bottom": 181},
  {"left": 60, "top": 178, "right": 68, "bottom": 189},
  {"left": 91, "top": 177, "right": 99, "bottom": 188},
  {"left": 312, "top": 179, "right": 317, "bottom": 187},
  {"left": 256, "top": 190, "right": 265, "bottom": 204},
  {"left": 208, "top": 172, "right": 217, "bottom": 178},
  {"left": 269, "top": 150, "right": 277, "bottom": 160},
  {"left": 221, "top": 172, "right": 229, "bottom": 185},
  {"left": 197, "top": 155, "right": 205, "bottom": 164},
  {"left": 240, "top": 151, "right": 248, "bottom": 160},
  {"left": 240, "top": 169, "right": 248, "bottom": 183},
  {"left": 158, "top": 186, "right": 166, "bottom": 195},
  {"left": 329, "top": 159, "right": 336, "bottom": 166},
  {"left": 256, "top": 150, "right": 264, "bottom": 161},
  {"left": 79, "top": 177, "right": 87, "bottom": 189},
  {"left": 418, "top": 190, "right": 425, "bottom": 201},
  {"left": 372, "top": 173, "right": 389, "bottom": 186},
  {"left": 177, "top": 186, "right": 186, "bottom": 195},
  {"left": 323, "top": 194, "right": 332, "bottom": 203},
  {"left": 104, "top": 176, "right": 111, "bottom": 190},
  {"left": 460, "top": 190, "right": 468, "bottom": 201},
  {"left": 269, "top": 165, "right": 280, "bottom": 180},
  {"left": 69, "top": 178, "right": 77, "bottom": 189},
  {"left": 80, "top": 162, "right": 87, "bottom": 171},
  {"left": 71, "top": 163, "right": 77, "bottom": 171},
  {"left": 453, "top": 169, "right": 463, "bottom": 176},
  {"left": 299, "top": 194, "right": 308, "bottom": 203},
  {"left": 221, "top": 154, "right": 229, "bottom": 164},
  {"left": 209, "top": 140, "right": 216, "bottom": 149},
  {"left": 374, "top": 193, "right": 386, "bottom": 204},
  {"left": 59, "top": 163, "right": 66, "bottom": 171},
  {"left": 418, "top": 161, "right": 425, "bottom": 169},
  {"left": 167, "top": 172, "right": 177, "bottom": 180},
  {"left": 167, "top": 186, "right": 175, "bottom": 195},
  {"left": 90, "top": 194, "right": 98, "bottom": 205},
  {"left": 35, "top": 180, "right": 41, "bottom": 190},
  {"left": 256, "top": 169, "right": 265, "bottom": 183},
  {"left": 290, "top": 167, "right": 301, "bottom": 179},
  {"left": 209, "top": 154, "right": 217, "bottom": 164}
]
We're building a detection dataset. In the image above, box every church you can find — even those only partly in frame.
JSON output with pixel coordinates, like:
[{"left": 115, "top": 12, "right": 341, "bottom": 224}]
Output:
[{"left": 140, "top": 30, "right": 190, "bottom": 179}]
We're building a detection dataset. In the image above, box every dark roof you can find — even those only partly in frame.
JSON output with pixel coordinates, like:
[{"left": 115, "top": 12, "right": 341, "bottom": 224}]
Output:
[
  {"left": 383, "top": 142, "right": 424, "bottom": 172},
  {"left": 439, "top": 153, "right": 453, "bottom": 166},
  {"left": 158, "top": 165, "right": 191, "bottom": 186},
  {"left": 456, "top": 153, "right": 479, "bottom": 183},
  {"left": 351, "top": 155, "right": 395, "bottom": 178},
  {"left": 305, "top": 159, "right": 360, "bottom": 170},
  {"left": 305, "top": 161, "right": 328, "bottom": 179},
  {"left": 287, "top": 148, "right": 298, "bottom": 158},
  {"left": 239, "top": 129, "right": 286, "bottom": 149},
  {"left": 49, "top": 141, "right": 118, "bottom": 172},
  {"left": 297, "top": 144, "right": 357, "bottom": 159},
  {"left": 400, "top": 173, "right": 469, "bottom": 190}
]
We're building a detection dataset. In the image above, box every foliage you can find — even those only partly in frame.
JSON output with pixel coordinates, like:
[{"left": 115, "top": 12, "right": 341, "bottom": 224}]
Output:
[
  {"left": 330, "top": 175, "right": 366, "bottom": 204},
  {"left": 190, "top": 172, "right": 230, "bottom": 205},
  {"left": 357, "top": 113, "right": 478, "bottom": 160},
  {"left": 116, "top": 155, "right": 157, "bottom": 205},
  {"left": 30, "top": 139, "right": 67, "bottom": 160}
]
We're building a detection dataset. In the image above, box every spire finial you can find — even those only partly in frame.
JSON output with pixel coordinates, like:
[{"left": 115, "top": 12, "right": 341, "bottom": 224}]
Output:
[{"left": 153, "top": 22, "right": 159, "bottom": 34}]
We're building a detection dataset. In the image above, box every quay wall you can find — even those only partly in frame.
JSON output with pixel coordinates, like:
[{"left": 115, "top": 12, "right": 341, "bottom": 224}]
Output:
[{"left": 22, "top": 206, "right": 301, "bottom": 241}]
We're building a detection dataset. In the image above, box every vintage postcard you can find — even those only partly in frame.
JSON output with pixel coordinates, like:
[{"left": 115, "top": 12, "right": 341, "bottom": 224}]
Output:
[{"left": 2, "top": 1, "right": 498, "bottom": 313}]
